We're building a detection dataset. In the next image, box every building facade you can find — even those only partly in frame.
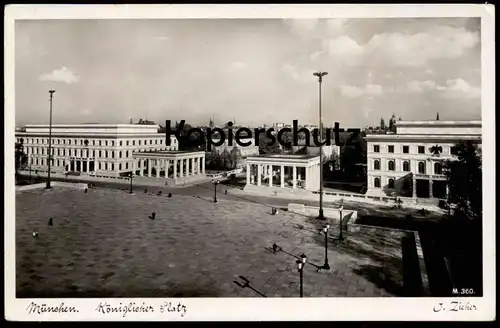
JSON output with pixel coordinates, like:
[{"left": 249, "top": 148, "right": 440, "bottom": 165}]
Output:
[
  {"left": 245, "top": 154, "right": 321, "bottom": 191},
  {"left": 364, "top": 120, "right": 482, "bottom": 201},
  {"left": 15, "top": 124, "right": 178, "bottom": 177}
]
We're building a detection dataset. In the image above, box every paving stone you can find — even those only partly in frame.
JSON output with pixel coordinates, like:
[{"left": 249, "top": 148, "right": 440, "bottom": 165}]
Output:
[{"left": 16, "top": 187, "right": 407, "bottom": 297}]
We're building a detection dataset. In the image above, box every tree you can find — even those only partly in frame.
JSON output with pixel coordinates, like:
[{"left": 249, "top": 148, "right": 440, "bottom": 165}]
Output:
[
  {"left": 175, "top": 122, "right": 203, "bottom": 151},
  {"left": 220, "top": 149, "right": 232, "bottom": 169},
  {"left": 258, "top": 135, "right": 281, "bottom": 155},
  {"left": 444, "top": 141, "right": 482, "bottom": 222},
  {"left": 380, "top": 118, "right": 386, "bottom": 131},
  {"left": 15, "top": 138, "right": 28, "bottom": 181},
  {"left": 230, "top": 146, "right": 243, "bottom": 169},
  {"left": 388, "top": 113, "right": 397, "bottom": 133}
]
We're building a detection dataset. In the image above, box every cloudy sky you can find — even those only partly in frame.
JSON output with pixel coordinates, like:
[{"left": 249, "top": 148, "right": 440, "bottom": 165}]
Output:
[{"left": 15, "top": 18, "right": 481, "bottom": 127}]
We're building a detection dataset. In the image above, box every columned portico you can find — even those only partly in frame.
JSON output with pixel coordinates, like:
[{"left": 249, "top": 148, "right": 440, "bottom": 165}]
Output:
[
  {"left": 245, "top": 154, "right": 321, "bottom": 192},
  {"left": 133, "top": 151, "right": 206, "bottom": 181}
]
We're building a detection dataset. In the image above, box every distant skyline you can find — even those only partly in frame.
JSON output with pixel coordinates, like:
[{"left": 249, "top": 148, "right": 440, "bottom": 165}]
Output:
[{"left": 15, "top": 18, "right": 481, "bottom": 128}]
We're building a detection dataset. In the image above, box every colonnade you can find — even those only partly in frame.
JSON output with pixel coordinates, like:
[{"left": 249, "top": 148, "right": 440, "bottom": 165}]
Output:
[
  {"left": 135, "top": 155, "right": 205, "bottom": 179},
  {"left": 245, "top": 161, "right": 321, "bottom": 191}
]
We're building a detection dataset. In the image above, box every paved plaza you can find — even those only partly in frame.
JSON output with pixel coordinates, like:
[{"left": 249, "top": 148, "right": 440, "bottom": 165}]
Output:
[{"left": 16, "top": 186, "right": 408, "bottom": 298}]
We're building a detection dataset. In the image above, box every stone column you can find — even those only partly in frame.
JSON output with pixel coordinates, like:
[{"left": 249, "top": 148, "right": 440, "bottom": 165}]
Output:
[
  {"left": 202, "top": 156, "right": 206, "bottom": 174},
  {"left": 429, "top": 179, "right": 433, "bottom": 198},
  {"left": 132, "top": 160, "right": 136, "bottom": 175},
  {"left": 139, "top": 159, "right": 143, "bottom": 176},
  {"left": 165, "top": 160, "right": 170, "bottom": 178},
  {"left": 257, "top": 165, "right": 262, "bottom": 186},
  {"left": 87, "top": 158, "right": 90, "bottom": 173},
  {"left": 280, "top": 165, "right": 285, "bottom": 188},
  {"left": 147, "top": 159, "right": 152, "bottom": 177},
  {"left": 412, "top": 178, "right": 417, "bottom": 198},
  {"left": 179, "top": 159, "right": 184, "bottom": 178},
  {"left": 173, "top": 159, "right": 178, "bottom": 179},
  {"left": 292, "top": 166, "right": 297, "bottom": 189},
  {"left": 156, "top": 160, "right": 160, "bottom": 178},
  {"left": 186, "top": 158, "right": 191, "bottom": 176},
  {"left": 269, "top": 165, "right": 273, "bottom": 188},
  {"left": 246, "top": 163, "right": 251, "bottom": 185}
]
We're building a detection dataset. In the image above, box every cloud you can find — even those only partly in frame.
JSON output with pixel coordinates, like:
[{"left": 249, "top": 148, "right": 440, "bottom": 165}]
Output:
[
  {"left": 339, "top": 84, "right": 384, "bottom": 98},
  {"left": 154, "top": 36, "right": 170, "bottom": 41},
  {"left": 284, "top": 18, "right": 319, "bottom": 37},
  {"left": 440, "top": 78, "right": 481, "bottom": 99},
  {"left": 325, "top": 18, "right": 348, "bottom": 33},
  {"left": 407, "top": 80, "right": 437, "bottom": 93},
  {"left": 407, "top": 78, "right": 480, "bottom": 99},
  {"left": 230, "top": 61, "right": 248, "bottom": 70},
  {"left": 281, "top": 63, "right": 311, "bottom": 83},
  {"left": 38, "top": 66, "right": 79, "bottom": 84},
  {"left": 322, "top": 36, "right": 364, "bottom": 57},
  {"left": 319, "top": 25, "right": 479, "bottom": 67}
]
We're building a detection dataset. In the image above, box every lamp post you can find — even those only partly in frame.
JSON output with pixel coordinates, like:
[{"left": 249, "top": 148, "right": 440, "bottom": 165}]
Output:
[
  {"left": 129, "top": 172, "right": 134, "bottom": 194},
  {"left": 339, "top": 205, "right": 344, "bottom": 241},
  {"left": 313, "top": 71, "right": 328, "bottom": 220},
  {"left": 212, "top": 179, "right": 219, "bottom": 203},
  {"left": 28, "top": 154, "right": 32, "bottom": 183},
  {"left": 322, "top": 224, "right": 331, "bottom": 270},
  {"left": 296, "top": 253, "right": 307, "bottom": 298},
  {"left": 46, "top": 89, "right": 55, "bottom": 189}
]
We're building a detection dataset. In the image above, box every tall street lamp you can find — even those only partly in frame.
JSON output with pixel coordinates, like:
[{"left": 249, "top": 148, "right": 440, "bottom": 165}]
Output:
[
  {"left": 296, "top": 253, "right": 307, "bottom": 298},
  {"left": 339, "top": 204, "right": 344, "bottom": 241},
  {"left": 313, "top": 71, "right": 328, "bottom": 220},
  {"left": 322, "top": 224, "right": 331, "bottom": 270},
  {"left": 129, "top": 172, "right": 134, "bottom": 194},
  {"left": 212, "top": 179, "right": 219, "bottom": 203},
  {"left": 46, "top": 90, "right": 55, "bottom": 189}
]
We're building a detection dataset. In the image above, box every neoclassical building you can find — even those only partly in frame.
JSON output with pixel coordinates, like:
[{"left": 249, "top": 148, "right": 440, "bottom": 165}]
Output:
[
  {"left": 15, "top": 124, "right": 179, "bottom": 177},
  {"left": 364, "top": 120, "right": 482, "bottom": 201},
  {"left": 245, "top": 154, "right": 321, "bottom": 191}
]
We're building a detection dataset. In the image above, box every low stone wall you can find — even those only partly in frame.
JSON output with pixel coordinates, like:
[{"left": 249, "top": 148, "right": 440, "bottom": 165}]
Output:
[
  {"left": 344, "top": 223, "right": 430, "bottom": 296},
  {"left": 287, "top": 203, "right": 358, "bottom": 221},
  {"left": 52, "top": 182, "right": 88, "bottom": 190},
  {"left": 15, "top": 183, "right": 46, "bottom": 192},
  {"left": 16, "top": 181, "right": 88, "bottom": 192}
]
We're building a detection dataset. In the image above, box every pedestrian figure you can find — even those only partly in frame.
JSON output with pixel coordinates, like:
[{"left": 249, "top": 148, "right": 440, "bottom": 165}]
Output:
[
  {"left": 168, "top": 193, "right": 172, "bottom": 198},
  {"left": 84, "top": 188, "right": 88, "bottom": 193},
  {"left": 150, "top": 211, "right": 156, "bottom": 220},
  {"left": 144, "top": 188, "right": 148, "bottom": 193},
  {"left": 271, "top": 208, "right": 276, "bottom": 215},
  {"left": 225, "top": 190, "right": 228, "bottom": 195},
  {"left": 272, "top": 243, "right": 278, "bottom": 254},
  {"left": 157, "top": 191, "right": 162, "bottom": 196},
  {"left": 48, "top": 218, "right": 53, "bottom": 226},
  {"left": 32, "top": 231, "right": 38, "bottom": 238}
]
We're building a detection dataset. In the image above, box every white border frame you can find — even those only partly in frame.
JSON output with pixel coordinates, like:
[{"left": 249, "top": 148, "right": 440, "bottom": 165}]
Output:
[{"left": 4, "top": 4, "right": 495, "bottom": 321}]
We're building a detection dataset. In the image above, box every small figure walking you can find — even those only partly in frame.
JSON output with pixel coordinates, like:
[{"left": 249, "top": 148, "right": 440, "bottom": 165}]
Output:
[
  {"left": 150, "top": 211, "right": 156, "bottom": 220},
  {"left": 225, "top": 190, "right": 228, "bottom": 195},
  {"left": 32, "top": 231, "right": 38, "bottom": 238},
  {"left": 272, "top": 242, "right": 278, "bottom": 254},
  {"left": 84, "top": 188, "right": 88, "bottom": 193},
  {"left": 48, "top": 218, "right": 53, "bottom": 226},
  {"left": 167, "top": 193, "right": 172, "bottom": 198},
  {"left": 144, "top": 188, "right": 148, "bottom": 193},
  {"left": 271, "top": 208, "right": 277, "bottom": 215}
]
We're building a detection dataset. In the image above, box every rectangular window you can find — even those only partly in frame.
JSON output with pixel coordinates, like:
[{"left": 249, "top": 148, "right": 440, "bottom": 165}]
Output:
[
  {"left": 403, "top": 146, "right": 409, "bottom": 154},
  {"left": 418, "top": 146, "right": 425, "bottom": 154},
  {"left": 126, "top": 141, "right": 129, "bottom": 146},
  {"left": 373, "top": 145, "right": 380, "bottom": 153},
  {"left": 388, "top": 145, "right": 394, "bottom": 153}
]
